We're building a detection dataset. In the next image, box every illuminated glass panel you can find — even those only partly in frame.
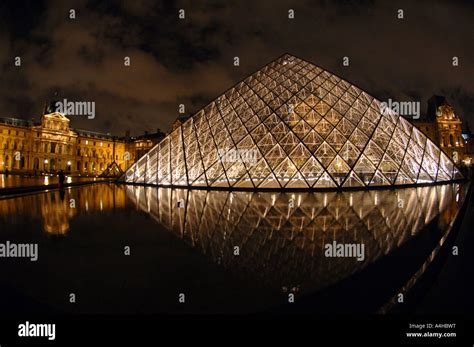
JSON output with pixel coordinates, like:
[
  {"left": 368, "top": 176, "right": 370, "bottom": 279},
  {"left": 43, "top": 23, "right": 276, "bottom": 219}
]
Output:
[{"left": 124, "top": 54, "right": 462, "bottom": 189}]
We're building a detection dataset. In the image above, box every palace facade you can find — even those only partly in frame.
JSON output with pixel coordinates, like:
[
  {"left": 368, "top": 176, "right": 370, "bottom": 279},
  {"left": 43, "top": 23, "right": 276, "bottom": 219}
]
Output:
[
  {"left": 0, "top": 111, "right": 164, "bottom": 176},
  {"left": 413, "top": 95, "right": 472, "bottom": 166}
]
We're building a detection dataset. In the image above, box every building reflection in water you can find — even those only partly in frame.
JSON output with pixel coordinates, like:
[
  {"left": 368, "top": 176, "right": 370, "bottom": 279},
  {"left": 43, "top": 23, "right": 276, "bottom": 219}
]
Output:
[
  {"left": 0, "top": 182, "right": 467, "bottom": 312},
  {"left": 40, "top": 191, "right": 75, "bottom": 234},
  {"left": 0, "top": 174, "right": 58, "bottom": 189},
  {"left": 0, "top": 184, "right": 127, "bottom": 234},
  {"left": 125, "top": 184, "right": 465, "bottom": 294}
]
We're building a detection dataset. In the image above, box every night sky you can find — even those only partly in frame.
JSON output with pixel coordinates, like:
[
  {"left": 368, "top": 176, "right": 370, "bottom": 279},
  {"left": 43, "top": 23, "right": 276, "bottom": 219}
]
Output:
[{"left": 0, "top": 0, "right": 472, "bottom": 136}]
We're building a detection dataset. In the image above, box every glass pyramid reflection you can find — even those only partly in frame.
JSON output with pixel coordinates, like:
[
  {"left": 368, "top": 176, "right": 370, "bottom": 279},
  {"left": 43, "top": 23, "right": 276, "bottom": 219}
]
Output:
[
  {"left": 124, "top": 54, "right": 463, "bottom": 189},
  {"left": 124, "top": 183, "right": 466, "bottom": 297}
]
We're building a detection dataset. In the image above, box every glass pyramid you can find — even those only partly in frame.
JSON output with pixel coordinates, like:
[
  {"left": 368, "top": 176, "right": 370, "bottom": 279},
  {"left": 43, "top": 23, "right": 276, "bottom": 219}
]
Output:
[
  {"left": 100, "top": 161, "right": 124, "bottom": 178},
  {"left": 124, "top": 54, "right": 463, "bottom": 189}
]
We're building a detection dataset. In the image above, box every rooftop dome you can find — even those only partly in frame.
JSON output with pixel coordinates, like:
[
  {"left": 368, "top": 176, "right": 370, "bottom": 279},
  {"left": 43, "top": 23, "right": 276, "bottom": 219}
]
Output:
[{"left": 124, "top": 54, "right": 462, "bottom": 189}]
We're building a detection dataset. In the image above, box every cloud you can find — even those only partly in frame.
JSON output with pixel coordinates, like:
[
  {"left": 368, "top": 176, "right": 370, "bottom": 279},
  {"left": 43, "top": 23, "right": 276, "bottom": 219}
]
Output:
[{"left": 0, "top": 0, "right": 472, "bottom": 135}]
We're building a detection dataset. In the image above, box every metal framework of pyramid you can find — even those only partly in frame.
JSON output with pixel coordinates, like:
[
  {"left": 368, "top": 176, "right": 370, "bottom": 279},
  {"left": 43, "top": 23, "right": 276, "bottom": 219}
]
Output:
[{"left": 124, "top": 54, "right": 462, "bottom": 189}]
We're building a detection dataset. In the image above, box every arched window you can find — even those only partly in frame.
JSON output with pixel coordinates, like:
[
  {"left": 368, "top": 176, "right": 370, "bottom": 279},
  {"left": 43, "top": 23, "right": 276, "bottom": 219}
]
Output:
[{"left": 449, "top": 134, "right": 454, "bottom": 146}]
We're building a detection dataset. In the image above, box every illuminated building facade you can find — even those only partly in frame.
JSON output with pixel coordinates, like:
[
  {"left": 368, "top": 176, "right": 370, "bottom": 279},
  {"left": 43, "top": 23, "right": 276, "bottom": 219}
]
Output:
[
  {"left": 413, "top": 95, "right": 470, "bottom": 166},
  {"left": 0, "top": 111, "right": 164, "bottom": 175},
  {"left": 125, "top": 54, "right": 462, "bottom": 189}
]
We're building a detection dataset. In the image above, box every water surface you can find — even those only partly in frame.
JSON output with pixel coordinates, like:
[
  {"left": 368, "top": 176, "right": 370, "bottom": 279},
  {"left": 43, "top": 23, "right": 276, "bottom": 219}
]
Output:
[
  {"left": 0, "top": 174, "right": 105, "bottom": 189},
  {"left": 0, "top": 183, "right": 467, "bottom": 314}
]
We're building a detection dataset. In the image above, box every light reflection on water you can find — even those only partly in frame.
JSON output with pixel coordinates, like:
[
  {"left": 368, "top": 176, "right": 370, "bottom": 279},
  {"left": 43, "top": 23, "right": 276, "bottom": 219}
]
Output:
[
  {"left": 0, "top": 182, "right": 467, "bottom": 313},
  {"left": 0, "top": 174, "right": 59, "bottom": 188},
  {"left": 0, "top": 184, "right": 124, "bottom": 234},
  {"left": 0, "top": 174, "right": 101, "bottom": 189},
  {"left": 125, "top": 184, "right": 465, "bottom": 295}
]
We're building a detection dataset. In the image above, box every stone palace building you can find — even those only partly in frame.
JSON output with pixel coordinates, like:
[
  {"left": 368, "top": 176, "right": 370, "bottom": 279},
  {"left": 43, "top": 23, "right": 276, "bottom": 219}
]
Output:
[{"left": 0, "top": 107, "right": 163, "bottom": 176}]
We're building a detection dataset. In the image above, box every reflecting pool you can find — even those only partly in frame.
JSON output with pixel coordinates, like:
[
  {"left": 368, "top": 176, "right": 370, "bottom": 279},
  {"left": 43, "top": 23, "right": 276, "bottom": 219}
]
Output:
[
  {"left": 0, "top": 183, "right": 467, "bottom": 314},
  {"left": 0, "top": 174, "right": 105, "bottom": 189}
]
